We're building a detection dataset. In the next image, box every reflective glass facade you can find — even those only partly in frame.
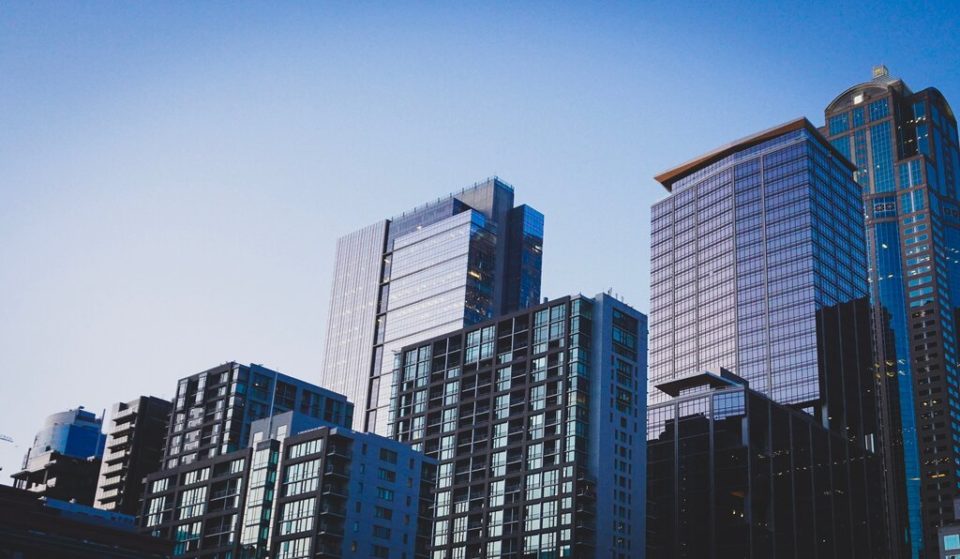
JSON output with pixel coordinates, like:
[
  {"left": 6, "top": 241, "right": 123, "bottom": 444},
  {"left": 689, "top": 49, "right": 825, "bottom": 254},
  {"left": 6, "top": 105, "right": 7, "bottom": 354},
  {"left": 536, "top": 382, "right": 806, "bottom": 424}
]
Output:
[
  {"left": 650, "top": 122, "right": 875, "bottom": 434},
  {"left": 824, "top": 69, "right": 960, "bottom": 559},
  {"left": 649, "top": 118, "right": 885, "bottom": 557},
  {"left": 321, "top": 177, "right": 544, "bottom": 435},
  {"left": 19, "top": 408, "right": 105, "bottom": 469},
  {"left": 391, "top": 293, "right": 647, "bottom": 559}
]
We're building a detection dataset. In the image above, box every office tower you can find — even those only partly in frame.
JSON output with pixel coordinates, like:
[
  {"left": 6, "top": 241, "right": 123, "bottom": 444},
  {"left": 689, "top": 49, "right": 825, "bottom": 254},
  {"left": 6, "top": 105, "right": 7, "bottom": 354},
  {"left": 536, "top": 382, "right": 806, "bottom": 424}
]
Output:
[
  {"left": 12, "top": 408, "right": 106, "bottom": 504},
  {"left": 163, "top": 362, "right": 353, "bottom": 468},
  {"left": 94, "top": 396, "right": 172, "bottom": 515},
  {"left": 391, "top": 293, "right": 647, "bottom": 559},
  {"left": 0, "top": 485, "right": 171, "bottom": 559},
  {"left": 822, "top": 66, "right": 960, "bottom": 558},
  {"left": 647, "top": 118, "right": 885, "bottom": 557},
  {"left": 141, "top": 410, "right": 435, "bottom": 559},
  {"left": 646, "top": 370, "right": 885, "bottom": 558},
  {"left": 322, "top": 177, "right": 544, "bottom": 435}
]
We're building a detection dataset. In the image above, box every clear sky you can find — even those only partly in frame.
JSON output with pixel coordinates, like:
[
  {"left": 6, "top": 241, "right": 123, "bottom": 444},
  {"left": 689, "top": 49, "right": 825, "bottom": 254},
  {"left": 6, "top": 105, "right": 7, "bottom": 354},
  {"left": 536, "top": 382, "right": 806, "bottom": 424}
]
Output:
[{"left": 2, "top": 1, "right": 959, "bottom": 477}]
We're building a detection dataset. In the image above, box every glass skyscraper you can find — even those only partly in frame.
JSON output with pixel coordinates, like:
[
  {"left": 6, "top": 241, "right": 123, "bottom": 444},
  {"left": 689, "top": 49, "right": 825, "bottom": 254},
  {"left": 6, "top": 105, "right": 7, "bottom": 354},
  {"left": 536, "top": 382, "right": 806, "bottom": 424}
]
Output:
[
  {"left": 321, "top": 177, "right": 544, "bottom": 435},
  {"left": 647, "top": 118, "right": 885, "bottom": 556},
  {"left": 823, "top": 66, "right": 960, "bottom": 559},
  {"left": 650, "top": 118, "right": 877, "bottom": 436}
]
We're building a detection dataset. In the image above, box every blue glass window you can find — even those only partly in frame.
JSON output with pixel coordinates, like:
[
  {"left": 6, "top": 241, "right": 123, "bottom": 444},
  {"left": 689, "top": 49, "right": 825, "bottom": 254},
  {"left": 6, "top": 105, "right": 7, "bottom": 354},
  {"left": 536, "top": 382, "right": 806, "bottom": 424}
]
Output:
[
  {"left": 946, "top": 534, "right": 960, "bottom": 551},
  {"left": 900, "top": 190, "right": 925, "bottom": 213},
  {"left": 898, "top": 161, "right": 923, "bottom": 189},
  {"left": 830, "top": 136, "right": 851, "bottom": 162},
  {"left": 917, "top": 124, "right": 930, "bottom": 155},
  {"left": 854, "top": 129, "right": 869, "bottom": 187},
  {"left": 829, "top": 114, "right": 850, "bottom": 135},
  {"left": 870, "top": 122, "right": 894, "bottom": 192},
  {"left": 852, "top": 107, "right": 865, "bottom": 127},
  {"left": 869, "top": 99, "right": 889, "bottom": 121},
  {"left": 913, "top": 102, "right": 926, "bottom": 120}
]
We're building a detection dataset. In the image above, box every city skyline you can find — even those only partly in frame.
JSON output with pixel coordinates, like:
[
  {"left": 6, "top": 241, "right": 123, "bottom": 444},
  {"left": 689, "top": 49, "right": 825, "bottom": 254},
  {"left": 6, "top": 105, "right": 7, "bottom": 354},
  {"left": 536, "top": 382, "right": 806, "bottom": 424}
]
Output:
[{"left": 2, "top": 1, "right": 960, "bottom": 483}]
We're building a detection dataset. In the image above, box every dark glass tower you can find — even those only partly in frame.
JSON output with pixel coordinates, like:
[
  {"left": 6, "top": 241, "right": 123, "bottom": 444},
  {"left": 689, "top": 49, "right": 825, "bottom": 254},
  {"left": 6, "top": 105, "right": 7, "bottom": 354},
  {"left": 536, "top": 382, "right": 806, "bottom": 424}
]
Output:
[
  {"left": 647, "top": 370, "right": 885, "bottom": 558},
  {"left": 648, "top": 118, "right": 886, "bottom": 557},
  {"left": 822, "top": 66, "right": 960, "bottom": 559},
  {"left": 321, "top": 177, "right": 544, "bottom": 435}
]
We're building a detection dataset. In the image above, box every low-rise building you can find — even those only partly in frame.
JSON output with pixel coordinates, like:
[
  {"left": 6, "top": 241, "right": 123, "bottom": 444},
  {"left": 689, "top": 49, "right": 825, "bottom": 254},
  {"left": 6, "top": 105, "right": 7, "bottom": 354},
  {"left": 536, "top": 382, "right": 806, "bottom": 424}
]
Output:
[
  {"left": 142, "top": 411, "right": 435, "bottom": 559},
  {"left": 12, "top": 407, "right": 106, "bottom": 505}
]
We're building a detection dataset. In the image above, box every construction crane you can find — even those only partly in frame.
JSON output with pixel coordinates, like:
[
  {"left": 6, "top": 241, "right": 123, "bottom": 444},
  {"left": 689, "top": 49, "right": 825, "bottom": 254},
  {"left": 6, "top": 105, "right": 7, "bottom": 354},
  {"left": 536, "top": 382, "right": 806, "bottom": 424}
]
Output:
[{"left": 0, "top": 434, "right": 13, "bottom": 444}]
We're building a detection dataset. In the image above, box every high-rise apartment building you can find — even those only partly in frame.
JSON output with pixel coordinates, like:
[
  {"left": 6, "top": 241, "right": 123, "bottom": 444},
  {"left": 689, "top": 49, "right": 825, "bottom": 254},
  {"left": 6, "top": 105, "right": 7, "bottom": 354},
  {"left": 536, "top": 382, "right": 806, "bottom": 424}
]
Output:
[
  {"left": 94, "top": 396, "right": 172, "bottom": 515},
  {"left": 822, "top": 66, "right": 960, "bottom": 558},
  {"left": 12, "top": 408, "right": 106, "bottom": 505},
  {"left": 321, "top": 177, "right": 544, "bottom": 435},
  {"left": 163, "top": 362, "right": 353, "bottom": 468},
  {"left": 391, "top": 293, "right": 647, "bottom": 559},
  {"left": 647, "top": 118, "right": 886, "bottom": 556},
  {"left": 142, "top": 410, "right": 435, "bottom": 559}
]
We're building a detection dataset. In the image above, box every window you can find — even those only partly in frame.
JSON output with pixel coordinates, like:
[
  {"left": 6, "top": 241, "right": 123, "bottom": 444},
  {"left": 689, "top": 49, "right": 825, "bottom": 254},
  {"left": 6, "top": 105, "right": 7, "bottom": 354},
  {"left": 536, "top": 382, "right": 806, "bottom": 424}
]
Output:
[
  {"left": 288, "top": 439, "right": 322, "bottom": 459},
  {"left": 828, "top": 114, "right": 849, "bottom": 135},
  {"left": 945, "top": 534, "right": 960, "bottom": 551},
  {"left": 283, "top": 459, "right": 322, "bottom": 496},
  {"left": 377, "top": 487, "right": 394, "bottom": 501},
  {"left": 869, "top": 98, "right": 889, "bottom": 120},
  {"left": 277, "top": 537, "right": 311, "bottom": 559},
  {"left": 870, "top": 122, "right": 894, "bottom": 192},
  {"left": 275, "top": 381, "right": 297, "bottom": 409},
  {"left": 178, "top": 486, "right": 207, "bottom": 519},
  {"left": 173, "top": 521, "right": 201, "bottom": 555},
  {"left": 378, "top": 468, "right": 397, "bottom": 482},
  {"left": 279, "top": 498, "right": 316, "bottom": 535},
  {"left": 251, "top": 373, "right": 271, "bottom": 399},
  {"left": 379, "top": 448, "right": 398, "bottom": 464},
  {"left": 300, "top": 390, "right": 322, "bottom": 416}
]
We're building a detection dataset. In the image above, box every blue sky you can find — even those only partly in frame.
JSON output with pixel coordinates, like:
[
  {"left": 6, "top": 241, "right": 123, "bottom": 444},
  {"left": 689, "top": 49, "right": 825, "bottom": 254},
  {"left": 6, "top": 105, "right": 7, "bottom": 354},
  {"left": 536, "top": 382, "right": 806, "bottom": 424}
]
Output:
[{"left": 1, "top": 1, "right": 958, "bottom": 476}]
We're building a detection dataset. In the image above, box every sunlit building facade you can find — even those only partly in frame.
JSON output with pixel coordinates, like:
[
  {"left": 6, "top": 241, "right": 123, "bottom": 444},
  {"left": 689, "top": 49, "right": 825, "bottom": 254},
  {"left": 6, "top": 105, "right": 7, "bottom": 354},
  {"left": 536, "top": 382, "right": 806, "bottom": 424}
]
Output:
[{"left": 321, "top": 177, "right": 544, "bottom": 435}]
